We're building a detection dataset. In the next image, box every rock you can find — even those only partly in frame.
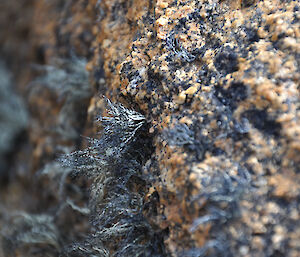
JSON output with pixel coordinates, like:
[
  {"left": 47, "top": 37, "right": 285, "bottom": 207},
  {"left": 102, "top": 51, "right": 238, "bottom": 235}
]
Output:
[{"left": 0, "top": 0, "right": 299, "bottom": 256}]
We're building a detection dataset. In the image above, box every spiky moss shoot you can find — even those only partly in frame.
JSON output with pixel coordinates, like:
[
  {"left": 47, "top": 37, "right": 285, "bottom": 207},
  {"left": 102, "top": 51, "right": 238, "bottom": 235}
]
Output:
[{"left": 61, "top": 98, "right": 166, "bottom": 257}]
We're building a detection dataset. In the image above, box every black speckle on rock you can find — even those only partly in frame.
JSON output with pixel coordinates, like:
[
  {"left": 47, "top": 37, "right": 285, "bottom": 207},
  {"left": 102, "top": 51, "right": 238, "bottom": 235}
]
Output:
[
  {"left": 120, "top": 61, "right": 134, "bottom": 78},
  {"left": 211, "top": 147, "right": 226, "bottom": 156},
  {"left": 241, "top": 0, "right": 256, "bottom": 8},
  {"left": 244, "top": 27, "right": 260, "bottom": 43},
  {"left": 147, "top": 69, "right": 164, "bottom": 90},
  {"left": 214, "top": 47, "right": 239, "bottom": 75},
  {"left": 214, "top": 82, "right": 248, "bottom": 110},
  {"left": 188, "top": 11, "right": 204, "bottom": 24},
  {"left": 178, "top": 17, "right": 187, "bottom": 27},
  {"left": 243, "top": 109, "right": 281, "bottom": 137}
]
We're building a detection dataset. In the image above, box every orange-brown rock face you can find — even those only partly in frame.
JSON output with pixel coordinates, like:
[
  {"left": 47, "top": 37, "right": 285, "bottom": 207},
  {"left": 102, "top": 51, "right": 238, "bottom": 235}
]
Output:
[
  {"left": 91, "top": 0, "right": 300, "bottom": 256},
  {"left": 0, "top": 0, "right": 299, "bottom": 256}
]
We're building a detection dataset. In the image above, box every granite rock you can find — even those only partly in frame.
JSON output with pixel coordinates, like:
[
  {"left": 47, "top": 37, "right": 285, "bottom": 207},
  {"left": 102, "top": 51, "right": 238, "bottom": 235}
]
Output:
[{"left": 0, "top": 0, "right": 299, "bottom": 256}]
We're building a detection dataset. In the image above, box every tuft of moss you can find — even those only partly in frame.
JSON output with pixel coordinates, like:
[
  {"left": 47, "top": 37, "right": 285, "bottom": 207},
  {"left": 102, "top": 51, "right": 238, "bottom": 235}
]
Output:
[
  {"left": 1, "top": 212, "right": 60, "bottom": 257},
  {"left": 0, "top": 60, "right": 28, "bottom": 182},
  {"left": 60, "top": 98, "right": 166, "bottom": 256}
]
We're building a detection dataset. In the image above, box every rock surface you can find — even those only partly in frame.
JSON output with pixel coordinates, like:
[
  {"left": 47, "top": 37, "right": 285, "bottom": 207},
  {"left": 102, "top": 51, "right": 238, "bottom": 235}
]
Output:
[{"left": 0, "top": 0, "right": 299, "bottom": 256}]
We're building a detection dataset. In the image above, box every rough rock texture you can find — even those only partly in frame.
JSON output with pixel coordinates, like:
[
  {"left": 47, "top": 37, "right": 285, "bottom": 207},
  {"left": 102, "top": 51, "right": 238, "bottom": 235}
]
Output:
[{"left": 0, "top": 0, "right": 299, "bottom": 256}]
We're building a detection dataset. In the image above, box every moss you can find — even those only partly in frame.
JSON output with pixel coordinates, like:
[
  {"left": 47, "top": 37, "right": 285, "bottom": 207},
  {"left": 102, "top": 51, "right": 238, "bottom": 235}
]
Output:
[
  {"left": 1, "top": 212, "right": 60, "bottom": 257},
  {"left": 0, "top": 60, "right": 28, "bottom": 183},
  {"left": 60, "top": 99, "right": 166, "bottom": 256}
]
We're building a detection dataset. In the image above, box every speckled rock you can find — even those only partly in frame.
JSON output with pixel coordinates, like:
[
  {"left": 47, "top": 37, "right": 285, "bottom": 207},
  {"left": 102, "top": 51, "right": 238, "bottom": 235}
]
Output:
[
  {"left": 89, "top": 0, "right": 300, "bottom": 256},
  {"left": 0, "top": 0, "right": 299, "bottom": 256}
]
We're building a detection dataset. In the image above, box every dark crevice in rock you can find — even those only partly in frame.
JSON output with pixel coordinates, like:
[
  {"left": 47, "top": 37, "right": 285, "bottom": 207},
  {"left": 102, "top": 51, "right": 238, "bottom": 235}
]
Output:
[
  {"left": 242, "top": 109, "right": 282, "bottom": 137},
  {"left": 214, "top": 82, "right": 249, "bottom": 110}
]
